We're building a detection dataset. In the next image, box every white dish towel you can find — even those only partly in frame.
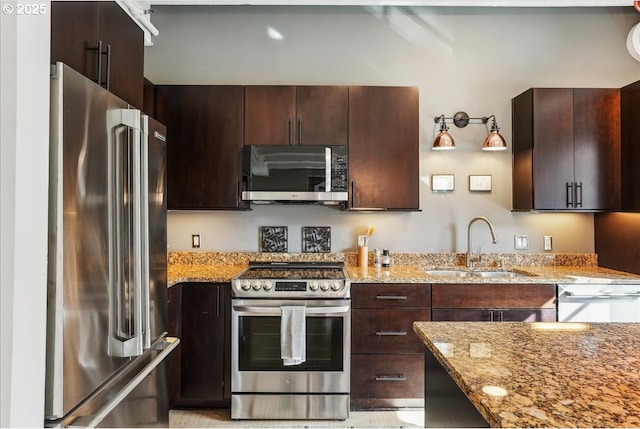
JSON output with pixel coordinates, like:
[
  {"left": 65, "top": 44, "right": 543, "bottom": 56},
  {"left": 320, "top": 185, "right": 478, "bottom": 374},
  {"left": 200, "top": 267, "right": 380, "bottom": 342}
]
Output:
[{"left": 280, "top": 305, "right": 306, "bottom": 366}]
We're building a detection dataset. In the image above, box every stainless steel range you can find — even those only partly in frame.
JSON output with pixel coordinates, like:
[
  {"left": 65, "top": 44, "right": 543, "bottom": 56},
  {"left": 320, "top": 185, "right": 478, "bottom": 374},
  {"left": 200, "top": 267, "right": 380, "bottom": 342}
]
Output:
[{"left": 231, "top": 262, "right": 351, "bottom": 420}]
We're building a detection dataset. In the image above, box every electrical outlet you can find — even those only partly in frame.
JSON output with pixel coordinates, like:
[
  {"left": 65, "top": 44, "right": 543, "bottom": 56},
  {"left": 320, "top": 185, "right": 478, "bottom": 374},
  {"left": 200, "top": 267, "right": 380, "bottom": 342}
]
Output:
[
  {"left": 192, "top": 234, "right": 201, "bottom": 248},
  {"left": 544, "top": 236, "right": 553, "bottom": 251},
  {"left": 514, "top": 235, "right": 529, "bottom": 250}
]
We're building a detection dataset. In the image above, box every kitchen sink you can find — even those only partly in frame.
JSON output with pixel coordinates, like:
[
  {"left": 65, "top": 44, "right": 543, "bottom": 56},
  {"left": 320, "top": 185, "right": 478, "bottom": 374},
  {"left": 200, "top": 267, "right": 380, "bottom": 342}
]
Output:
[
  {"left": 425, "top": 268, "right": 532, "bottom": 278},
  {"left": 424, "top": 269, "right": 476, "bottom": 278},
  {"left": 472, "top": 270, "right": 530, "bottom": 278}
]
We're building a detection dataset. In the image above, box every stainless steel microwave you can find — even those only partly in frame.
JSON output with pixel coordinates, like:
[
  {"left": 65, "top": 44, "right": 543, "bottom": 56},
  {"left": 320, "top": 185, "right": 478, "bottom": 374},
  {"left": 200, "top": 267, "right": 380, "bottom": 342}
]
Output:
[{"left": 241, "top": 145, "right": 348, "bottom": 203}]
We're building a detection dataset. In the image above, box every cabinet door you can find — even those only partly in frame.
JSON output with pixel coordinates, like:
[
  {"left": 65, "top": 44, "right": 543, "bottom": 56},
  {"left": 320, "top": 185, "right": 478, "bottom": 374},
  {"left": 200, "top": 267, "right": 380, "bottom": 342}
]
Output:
[
  {"left": 512, "top": 88, "right": 577, "bottom": 210},
  {"left": 296, "top": 86, "right": 348, "bottom": 146},
  {"left": 97, "top": 2, "right": 144, "bottom": 108},
  {"left": 500, "top": 308, "right": 557, "bottom": 322},
  {"left": 432, "top": 308, "right": 557, "bottom": 322},
  {"left": 431, "top": 284, "right": 557, "bottom": 309},
  {"left": 513, "top": 87, "right": 621, "bottom": 211},
  {"left": 51, "top": 2, "right": 144, "bottom": 108},
  {"left": 621, "top": 80, "right": 640, "bottom": 211},
  {"left": 167, "top": 285, "right": 182, "bottom": 408},
  {"left": 348, "top": 86, "right": 419, "bottom": 210},
  {"left": 431, "top": 309, "right": 492, "bottom": 321},
  {"left": 244, "top": 86, "right": 296, "bottom": 145},
  {"left": 155, "top": 85, "right": 245, "bottom": 209},
  {"left": 179, "top": 283, "right": 225, "bottom": 406},
  {"left": 573, "top": 88, "right": 621, "bottom": 210},
  {"left": 51, "top": 2, "right": 99, "bottom": 80}
]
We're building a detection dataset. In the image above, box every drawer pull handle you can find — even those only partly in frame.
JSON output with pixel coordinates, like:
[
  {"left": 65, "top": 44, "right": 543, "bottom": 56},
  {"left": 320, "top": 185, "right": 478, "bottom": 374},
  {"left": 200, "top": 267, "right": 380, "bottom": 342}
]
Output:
[
  {"left": 376, "top": 331, "right": 407, "bottom": 336},
  {"left": 376, "top": 295, "right": 407, "bottom": 300},
  {"left": 375, "top": 375, "right": 407, "bottom": 382}
]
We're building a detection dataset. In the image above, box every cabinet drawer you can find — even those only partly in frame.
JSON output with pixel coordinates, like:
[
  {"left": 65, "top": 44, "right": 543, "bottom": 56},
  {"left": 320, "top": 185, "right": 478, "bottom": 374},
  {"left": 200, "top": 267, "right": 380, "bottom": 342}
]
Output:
[
  {"left": 352, "top": 309, "right": 430, "bottom": 353},
  {"left": 351, "top": 354, "right": 423, "bottom": 403},
  {"left": 432, "top": 284, "right": 556, "bottom": 309},
  {"left": 352, "top": 283, "right": 430, "bottom": 309},
  {"left": 432, "top": 308, "right": 557, "bottom": 322}
]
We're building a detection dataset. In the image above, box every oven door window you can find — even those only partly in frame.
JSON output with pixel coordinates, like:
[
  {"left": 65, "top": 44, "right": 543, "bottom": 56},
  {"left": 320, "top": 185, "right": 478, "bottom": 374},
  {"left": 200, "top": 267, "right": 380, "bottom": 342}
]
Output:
[{"left": 238, "top": 315, "right": 344, "bottom": 371}]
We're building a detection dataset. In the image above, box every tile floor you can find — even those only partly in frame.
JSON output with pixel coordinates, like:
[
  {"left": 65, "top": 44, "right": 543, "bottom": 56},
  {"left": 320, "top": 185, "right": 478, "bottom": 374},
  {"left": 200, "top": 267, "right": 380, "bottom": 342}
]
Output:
[{"left": 170, "top": 409, "right": 424, "bottom": 428}]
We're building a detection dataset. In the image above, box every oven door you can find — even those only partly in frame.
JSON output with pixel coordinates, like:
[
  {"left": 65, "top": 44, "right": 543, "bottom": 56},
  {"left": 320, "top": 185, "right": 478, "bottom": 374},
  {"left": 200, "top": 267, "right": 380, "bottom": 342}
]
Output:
[{"left": 231, "top": 299, "right": 350, "bottom": 393}]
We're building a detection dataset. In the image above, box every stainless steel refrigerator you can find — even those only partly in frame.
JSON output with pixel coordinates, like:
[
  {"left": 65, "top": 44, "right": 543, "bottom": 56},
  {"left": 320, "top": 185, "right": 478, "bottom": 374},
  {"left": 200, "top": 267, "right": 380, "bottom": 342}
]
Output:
[{"left": 45, "top": 62, "right": 179, "bottom": 428}]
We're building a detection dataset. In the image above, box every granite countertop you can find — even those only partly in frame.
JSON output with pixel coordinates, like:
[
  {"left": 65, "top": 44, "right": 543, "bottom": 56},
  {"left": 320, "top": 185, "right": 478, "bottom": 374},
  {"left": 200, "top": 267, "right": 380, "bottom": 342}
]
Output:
[
  {"left": 346, "top": 265, "right": 640, "bottom": 284},
  {"left": 167, "top": 263, "right": 247, "bottom": 286},
  {"left": 166, "top": 251, "right": 640, "bottom": 287},
  {"left": 413, "top": 321, "right": 640, "bottom": 428},
  {"left": 167, "top": 263, "right": 640, "bottom": 287}
]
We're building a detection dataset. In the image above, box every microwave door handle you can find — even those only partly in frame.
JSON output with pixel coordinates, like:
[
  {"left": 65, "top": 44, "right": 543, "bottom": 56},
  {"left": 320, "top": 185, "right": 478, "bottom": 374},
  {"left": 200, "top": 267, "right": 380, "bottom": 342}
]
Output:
[{"left": 325, "top": 147, "right": 332, "bottom": 193}]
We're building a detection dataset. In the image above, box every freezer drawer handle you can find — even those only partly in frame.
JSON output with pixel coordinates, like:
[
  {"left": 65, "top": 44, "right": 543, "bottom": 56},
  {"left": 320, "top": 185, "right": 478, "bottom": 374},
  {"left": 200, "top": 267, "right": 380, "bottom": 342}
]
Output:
[{"left": 67, "top": 337, "right": 180, "bottom": 429}]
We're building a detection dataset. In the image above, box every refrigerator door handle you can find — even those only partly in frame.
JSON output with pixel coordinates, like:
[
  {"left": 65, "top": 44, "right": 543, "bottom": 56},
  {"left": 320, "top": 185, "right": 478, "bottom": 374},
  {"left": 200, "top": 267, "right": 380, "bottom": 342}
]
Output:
[
  {"left": 140, "top": 116, "right": 151, "bottom": 350},
  {"left": 67, "top": 337, "right": 180, "bottom": 429},
  {"left": 108, "top": 109, "right": 144, "bottom": 358}
]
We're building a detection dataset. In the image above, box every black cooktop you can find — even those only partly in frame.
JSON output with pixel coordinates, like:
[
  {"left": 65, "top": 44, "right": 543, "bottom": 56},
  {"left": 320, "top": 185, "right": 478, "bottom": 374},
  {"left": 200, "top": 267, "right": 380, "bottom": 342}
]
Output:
[{"left": 238, "top": 262, "right": 346, "bottom": 280}]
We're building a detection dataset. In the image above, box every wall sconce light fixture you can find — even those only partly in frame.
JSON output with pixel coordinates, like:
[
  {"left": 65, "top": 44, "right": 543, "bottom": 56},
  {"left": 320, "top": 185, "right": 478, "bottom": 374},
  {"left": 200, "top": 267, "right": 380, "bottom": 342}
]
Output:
[
  {"left": 432, "top": 111, "right": 507, "bottom": 151},
  {"left": 432, "top": 114, "right": 456, "bottom": 150}
]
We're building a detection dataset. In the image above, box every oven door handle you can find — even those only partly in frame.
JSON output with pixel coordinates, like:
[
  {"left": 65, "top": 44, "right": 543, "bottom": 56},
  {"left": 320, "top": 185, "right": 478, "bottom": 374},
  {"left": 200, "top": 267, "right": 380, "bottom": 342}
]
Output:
[{"left": 233, "top": 305, "right": 350, "bottom": 316}]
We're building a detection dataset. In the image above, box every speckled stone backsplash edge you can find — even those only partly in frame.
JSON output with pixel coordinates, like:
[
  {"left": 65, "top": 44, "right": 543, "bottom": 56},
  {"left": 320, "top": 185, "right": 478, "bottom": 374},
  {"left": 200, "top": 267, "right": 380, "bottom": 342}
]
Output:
[{"left": 168, "top": 251, "right": 597, "bottom": 268}]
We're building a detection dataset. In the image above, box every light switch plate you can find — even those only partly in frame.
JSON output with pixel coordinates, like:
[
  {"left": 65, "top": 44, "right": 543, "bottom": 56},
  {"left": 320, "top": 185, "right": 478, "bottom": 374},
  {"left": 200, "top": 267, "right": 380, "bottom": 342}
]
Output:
[
  {"left": 431, "top": 174, "right": 455, "bottom": 192},
  {"left": 544, "top": 235, "right": 553, "bottom": 251},
  {"left": 469, "top": 175, "right": 492, "bottom": 192},
  {"left": 192, "top": 234, "right": 201, "bottom": 248},
  {"left": 514, "top": 235, "right": 529, "bottom": 250}
]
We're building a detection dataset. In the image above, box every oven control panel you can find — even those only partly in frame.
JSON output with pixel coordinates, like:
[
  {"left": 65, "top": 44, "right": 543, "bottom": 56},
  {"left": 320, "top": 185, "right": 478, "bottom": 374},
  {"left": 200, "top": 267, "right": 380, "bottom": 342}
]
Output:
[{"left": 232, "top": 279, "right": 348, "bottom": 298}]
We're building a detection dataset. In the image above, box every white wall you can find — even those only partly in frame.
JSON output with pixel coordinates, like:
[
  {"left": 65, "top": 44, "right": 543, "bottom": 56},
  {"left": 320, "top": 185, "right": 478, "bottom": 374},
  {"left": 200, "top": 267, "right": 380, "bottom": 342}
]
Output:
[
  {"left": 0, "top": 2, "right": 51, "bottom": 427},
  {"left": 146, "top": 5, "right": 640, "bottom": 254}
]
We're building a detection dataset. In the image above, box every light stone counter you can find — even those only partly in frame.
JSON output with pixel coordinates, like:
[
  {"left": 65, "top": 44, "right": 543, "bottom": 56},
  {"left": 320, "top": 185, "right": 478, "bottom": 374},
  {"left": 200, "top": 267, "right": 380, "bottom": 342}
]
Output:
[
  {"left": 166, "top": 251, "right": 640, "bottom": 287},
  {"left": 413, "top": 321, "right": 640, "bottom": 428},
  {"left": 347, "top": 265, "right": 640, "bottom": 284}
]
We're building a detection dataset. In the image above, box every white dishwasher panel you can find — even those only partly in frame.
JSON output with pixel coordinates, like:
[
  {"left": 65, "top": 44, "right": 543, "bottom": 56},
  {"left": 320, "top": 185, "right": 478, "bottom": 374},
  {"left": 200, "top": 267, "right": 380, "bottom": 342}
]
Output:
[{"left": 558, "top": 284, "right": 640, "bottom": 322}]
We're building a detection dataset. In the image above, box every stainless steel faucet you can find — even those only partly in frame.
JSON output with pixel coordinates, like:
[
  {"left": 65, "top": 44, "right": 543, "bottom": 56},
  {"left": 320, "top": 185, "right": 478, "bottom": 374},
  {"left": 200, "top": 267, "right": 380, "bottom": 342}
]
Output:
[{"left": 466, "top": 216, "right": 498, "bottom": 268}]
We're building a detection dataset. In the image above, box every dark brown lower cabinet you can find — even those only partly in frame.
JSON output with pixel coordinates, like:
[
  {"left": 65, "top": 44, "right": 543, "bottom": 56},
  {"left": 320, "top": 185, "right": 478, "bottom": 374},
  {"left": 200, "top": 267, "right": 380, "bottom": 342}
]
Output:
[
  {"left": 351, "top": 283, "right": 430, "bottom": 410},
  {"left": 431, "top": 308, "right": 557, "bottom": 322},
  {"left": 431, "top": 284, "right": 557, "bottom": 322},
  {"left": 168, "top": 282, "right": 230, "bottom": 408},
  {"left": 351, "top": 354, "right": 424, "bottom": 410}
]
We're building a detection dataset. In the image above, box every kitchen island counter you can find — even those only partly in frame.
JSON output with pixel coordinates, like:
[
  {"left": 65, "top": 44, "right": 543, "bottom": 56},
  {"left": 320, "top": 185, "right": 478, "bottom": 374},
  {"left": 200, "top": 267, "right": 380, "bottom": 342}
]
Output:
[{"left": 413, "top": 321, "right": 640, "bottom": 428}]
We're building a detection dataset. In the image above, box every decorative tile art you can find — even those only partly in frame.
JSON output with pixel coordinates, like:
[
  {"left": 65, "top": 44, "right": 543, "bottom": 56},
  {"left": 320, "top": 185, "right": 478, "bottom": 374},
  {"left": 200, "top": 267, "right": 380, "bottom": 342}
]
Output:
[
  {"left": 259, "top": 226, "right": 288, "bottom": 253},
  {"left": 302, "top": 226, "right": 331, "bottom": 253}
]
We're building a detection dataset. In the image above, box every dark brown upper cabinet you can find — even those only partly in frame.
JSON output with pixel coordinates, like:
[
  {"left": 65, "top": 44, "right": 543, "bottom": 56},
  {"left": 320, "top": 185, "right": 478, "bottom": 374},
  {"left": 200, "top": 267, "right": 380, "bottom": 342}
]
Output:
[
  {"left": 244, "top": 86, "right": 348, "bottom": 146},
  {"left": 512, "top": 88, "right": 621, "bottom": 211},
  {"left": 347, "top": 86, "right": 420, "bottom": 211},
  {"left": 621, "top": 80, "right": 640, "bottom": 212},
  {"left": 51, "top": 1, "right": 144, "bottom": 109},
  {"left": 155, "top": 85, "right": 246, "bottom": 210}
]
